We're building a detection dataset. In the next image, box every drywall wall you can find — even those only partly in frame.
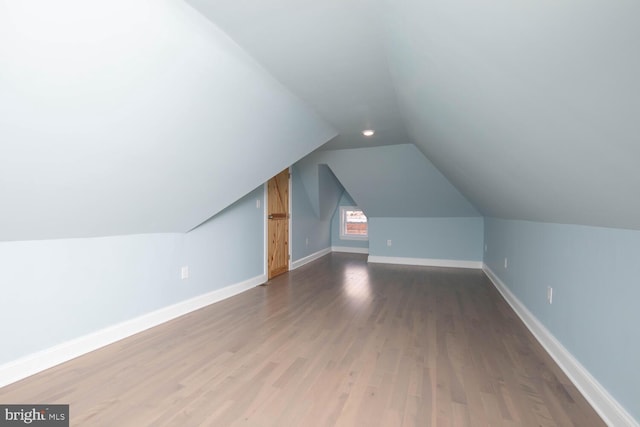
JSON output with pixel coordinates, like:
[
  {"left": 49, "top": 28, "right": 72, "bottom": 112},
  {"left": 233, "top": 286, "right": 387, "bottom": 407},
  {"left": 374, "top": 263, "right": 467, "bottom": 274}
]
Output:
[
  {"left": 290, "top": 165, "right": 337, "bottom": 262},
  {"left": 484, "top": 218, "right": 640, "bottom": 422},
  {"left": 0, "top": 186, "right": 265, "bottom": 365},
  {"left": 294, "top": 155, "right": 345, "bottom": 219},
  {"left": 184, "top": 186, "right": 265, "bottom": 292},
  {"left": 369, "top": 217, "right": 483, "bottom": 262},
  {"left": 318, "top": 165, "right": 344, "bottom": 220},
  {"left": 304, "top": 144, "right": 480, "bottom": 218},
  {"left": 0, "top": 0, "right": 334, "bottom": 241},
  {"left": 297, "top": 145, "right": 481, "bottom": 261}
]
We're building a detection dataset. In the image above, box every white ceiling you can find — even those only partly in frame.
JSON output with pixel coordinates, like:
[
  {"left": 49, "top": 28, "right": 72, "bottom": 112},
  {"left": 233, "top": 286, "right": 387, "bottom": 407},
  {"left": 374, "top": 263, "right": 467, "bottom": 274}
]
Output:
[
  {"left": 187, "top": 0, "right": 640, "bottom": 230},
  {"left": 3, "top": 0, "right": 640, "bottom": 240},
  {"left": 185, "top": 0, "right": 410, "bottom": 150},
  {"left": 382, "top": 0, "right": 640, "bottom": 229},
  {"left": 0, "top": 0, "right": 334, "bottom": 241}
]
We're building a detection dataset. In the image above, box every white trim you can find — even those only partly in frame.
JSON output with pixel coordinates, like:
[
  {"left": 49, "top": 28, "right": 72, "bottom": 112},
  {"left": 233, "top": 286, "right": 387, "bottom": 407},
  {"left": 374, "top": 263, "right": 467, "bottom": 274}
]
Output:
[
  {"left": 368, "top": 256, "right": 482, "bottom": 269},
  {"left": 263, "top": 183, "right": 268, "bottom": 276},
  {"left": 339, "top": 235, "right": 369, "bottom": 241},
  {"left": 288, "top": 166, "right": 293, "bottom": 270},
  {"left": 483, "top": 265, "right": 639, "bottom": 427},
  {"left": 339, "top": 206, "right": 368, "bottom": 241},
  {"left": 331, "top": 246, "right": 369, "bottom": 254},
  {"left": 290, "top": 247, "right": 331, "bottom": 270},
  {"left": 0, "top": 274, "right": 266, "bottom": 389}
]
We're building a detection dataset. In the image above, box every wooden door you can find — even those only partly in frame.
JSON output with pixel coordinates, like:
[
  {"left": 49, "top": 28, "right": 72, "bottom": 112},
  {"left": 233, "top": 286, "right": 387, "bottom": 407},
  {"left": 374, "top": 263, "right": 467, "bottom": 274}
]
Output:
[{"left": 267, "top": 168, "right": 290, "bottom": 279}]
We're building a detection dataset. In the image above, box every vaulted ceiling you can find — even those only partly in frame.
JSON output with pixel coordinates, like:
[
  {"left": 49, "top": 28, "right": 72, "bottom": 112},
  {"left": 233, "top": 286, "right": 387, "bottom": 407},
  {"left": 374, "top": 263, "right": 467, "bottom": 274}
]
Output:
[
  {"left": 189, "top": 0, "right": 640, "bottom": 230},
  {"left": 0, "top": 0, "right": 335, "bottom": 241},
  {"left": 3, "top": 0, "right": 640, "bottom": 242},
  {"left": 185, "top": 0, "right": 409, "bottom": 151}
]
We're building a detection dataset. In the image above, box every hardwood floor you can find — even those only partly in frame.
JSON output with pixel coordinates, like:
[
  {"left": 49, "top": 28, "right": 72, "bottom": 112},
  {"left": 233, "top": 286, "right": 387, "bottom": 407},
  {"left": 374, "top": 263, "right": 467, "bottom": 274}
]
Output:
[{"left": 0, "top": 253, "right": 604, "bottom": 426}]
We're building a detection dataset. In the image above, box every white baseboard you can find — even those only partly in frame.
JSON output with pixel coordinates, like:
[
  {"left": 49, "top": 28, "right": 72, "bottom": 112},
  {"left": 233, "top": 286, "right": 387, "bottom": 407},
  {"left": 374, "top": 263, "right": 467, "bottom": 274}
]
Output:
[
  {"left": 290, "top": 247, "right": 331, "bottom": 270},
  {"left": 368, "top": 255, "right": 482, "bottom": 269},
  {"left": 483, "top": 265, "right": 638, "bottom": 427},
  {"left": 0, "top": 274, "right": 266, "bottom": 389},
  {"left": 331, "top": 246, "right": 369, "bottom": 254}
]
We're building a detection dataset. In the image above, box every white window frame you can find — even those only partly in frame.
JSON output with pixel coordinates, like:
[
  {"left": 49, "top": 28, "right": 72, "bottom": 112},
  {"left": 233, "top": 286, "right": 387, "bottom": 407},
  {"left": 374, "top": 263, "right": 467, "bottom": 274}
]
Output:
[{"left": 340, "top": 206, "right": 368, "bottom": 241}]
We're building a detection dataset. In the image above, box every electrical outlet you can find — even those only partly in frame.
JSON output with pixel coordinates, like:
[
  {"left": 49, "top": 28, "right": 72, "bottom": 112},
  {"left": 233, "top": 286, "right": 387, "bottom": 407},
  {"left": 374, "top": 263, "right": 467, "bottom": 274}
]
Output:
[
  {"left": 181, "top": 266, "right": 189, "bottom": 280},
  {"left": 305, "top": 237, "right": 309, "bottom": 246},
  {"left": 547, "top": 286, "right": 553, "bottom": 304},
  {"left": 256, "top": 199, "right": 261, "bottom": 208},
  {"left": 484, "top": 244, "right": 487, "bottom": 252},
  {"left": 387, "top": 239, "right": 392, "bottom": 247},
  {"left": 504, "top": 258, "right": 508, "bottom": 269}
]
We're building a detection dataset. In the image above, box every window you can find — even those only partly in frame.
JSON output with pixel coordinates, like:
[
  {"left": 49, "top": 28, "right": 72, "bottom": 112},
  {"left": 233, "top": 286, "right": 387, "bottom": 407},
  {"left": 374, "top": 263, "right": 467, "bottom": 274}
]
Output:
[{"left": 340, "top": 206, "right": 368, "bottom": 240}]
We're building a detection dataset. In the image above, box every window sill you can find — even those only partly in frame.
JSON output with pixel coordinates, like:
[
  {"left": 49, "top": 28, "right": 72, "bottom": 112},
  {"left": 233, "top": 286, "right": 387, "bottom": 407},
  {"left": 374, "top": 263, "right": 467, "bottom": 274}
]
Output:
[{"left": 340, "top": 235, "right": 369, "bottom": 241}]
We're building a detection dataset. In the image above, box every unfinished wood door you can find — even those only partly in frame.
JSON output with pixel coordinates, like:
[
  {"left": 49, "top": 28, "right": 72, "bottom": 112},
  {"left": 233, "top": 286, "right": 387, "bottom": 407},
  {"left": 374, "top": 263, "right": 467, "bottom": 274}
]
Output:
[{"left": 267, "top": 168, "right": 290, "bottom": 279}]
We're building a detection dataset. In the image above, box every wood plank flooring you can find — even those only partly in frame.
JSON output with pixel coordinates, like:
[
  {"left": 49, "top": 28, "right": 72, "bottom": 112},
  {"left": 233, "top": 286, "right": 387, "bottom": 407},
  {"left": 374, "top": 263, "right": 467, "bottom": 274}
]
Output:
[{"left": 0, "top": 253, "right": 605, "bottom": 426}]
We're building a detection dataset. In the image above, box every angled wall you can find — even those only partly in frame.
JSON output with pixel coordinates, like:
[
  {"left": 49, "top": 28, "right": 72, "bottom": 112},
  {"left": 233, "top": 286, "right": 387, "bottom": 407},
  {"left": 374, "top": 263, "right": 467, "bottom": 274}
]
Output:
[
  {"left": 313, "top": 144, "right": 479, "bottom": 218},
  {"left": 301, "top": 144, "right": 482, "bottom": 264},
  {"left": 290, "top": 165, "right": 339, "bottom": 263},
  {"left": 295, "top": 154, "right": 345, "bottom": 219}
]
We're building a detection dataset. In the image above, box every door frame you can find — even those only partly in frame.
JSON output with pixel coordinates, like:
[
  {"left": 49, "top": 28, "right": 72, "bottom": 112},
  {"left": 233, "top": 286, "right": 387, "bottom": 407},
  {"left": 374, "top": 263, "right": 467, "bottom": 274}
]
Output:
[{"left": 263, "top": 167, "right": 292, "bottom": 277}]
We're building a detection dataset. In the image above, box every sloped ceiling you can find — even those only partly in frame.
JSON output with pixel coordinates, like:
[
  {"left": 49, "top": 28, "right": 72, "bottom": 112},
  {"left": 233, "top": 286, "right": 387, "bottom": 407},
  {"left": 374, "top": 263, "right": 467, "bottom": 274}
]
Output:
[
  {"left": 383, "top": 0, "right": 640, "bottom": 229},
  {"left": 185, "top": 0, "right": 410, "bottom": 150},
  {"left": 0, "top": 0, "right": 335, "bottom": 241},
  {"left": 188, "top": 0, "right": 640, "bottom": 230},
  {"left": 4, "top": 0, "right": 639, "bottom": 240}
]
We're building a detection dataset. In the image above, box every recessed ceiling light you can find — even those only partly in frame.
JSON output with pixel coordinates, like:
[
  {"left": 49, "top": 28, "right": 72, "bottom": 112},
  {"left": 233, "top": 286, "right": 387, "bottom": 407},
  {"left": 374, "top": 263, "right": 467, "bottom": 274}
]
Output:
[{"left": 362, "top": 129, "right": 375, "bottom": 137}]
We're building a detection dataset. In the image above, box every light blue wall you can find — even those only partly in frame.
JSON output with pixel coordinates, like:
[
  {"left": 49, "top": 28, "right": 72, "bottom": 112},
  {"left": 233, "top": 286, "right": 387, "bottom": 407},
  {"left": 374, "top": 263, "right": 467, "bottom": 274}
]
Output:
[
  {"left": 184, "top": 186, "right": 265, "bottom": 290},
  {"left": 294, "top": 154, "right": 323, "bottom": 217},
  {"left": 0, "top": 186, "right": 265, "bottom": 366},
  {"left": 297, "top": 144, "right": 482, "bottom": 261},
  {"left": 298, "top": 144, "right": 480, "bottom": 219},
  {"left": 318, "top": 165, "right": 344, "bottom": 220},
  {"left": 0, "top": 233, "right": 182, "bottom": 364},
  {"left": 290, "top": 165, "right": 335, "bottom": 261},
  {"left": 484, "top": 218, "right": 640, "bottom": 421},
  {"left": 315, "top": 144, "right": 480, "bottom": 217},
  {"left": 369, "top": 217, "right": 483, "bottom": 261},
  {"left": 330, "top": 192, "right": 369, "bottom": 250},
  {"left": 295, "top": 156, "right": 345, "bottom": 219}
]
